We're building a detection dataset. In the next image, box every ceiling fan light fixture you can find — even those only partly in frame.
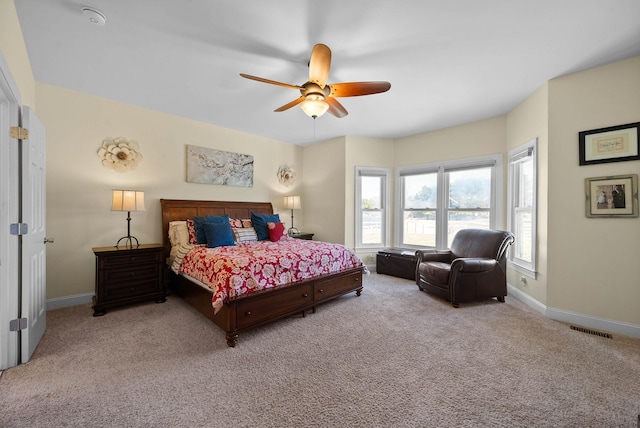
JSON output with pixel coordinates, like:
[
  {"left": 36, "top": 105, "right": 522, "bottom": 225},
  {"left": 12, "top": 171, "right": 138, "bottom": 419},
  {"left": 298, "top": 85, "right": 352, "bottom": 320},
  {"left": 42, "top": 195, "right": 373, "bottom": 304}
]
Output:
[
  {"left": 240, "top": 44, "right": 390, "bottom": 119},
  {"left": 300, "top": 98, "right": 329, "bottom": 118}
]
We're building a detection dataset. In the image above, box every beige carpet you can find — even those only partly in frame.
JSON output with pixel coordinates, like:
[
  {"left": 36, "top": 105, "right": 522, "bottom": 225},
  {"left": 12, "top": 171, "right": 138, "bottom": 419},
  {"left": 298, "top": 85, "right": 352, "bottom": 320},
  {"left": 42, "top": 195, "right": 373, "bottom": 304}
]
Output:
[{"left": 1, "top": 273, "right": 639, "bottom": 427}]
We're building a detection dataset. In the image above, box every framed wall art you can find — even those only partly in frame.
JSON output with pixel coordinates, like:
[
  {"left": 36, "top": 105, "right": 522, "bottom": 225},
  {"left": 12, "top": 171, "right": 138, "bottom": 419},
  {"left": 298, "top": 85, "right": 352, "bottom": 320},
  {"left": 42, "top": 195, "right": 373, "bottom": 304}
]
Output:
[
  {"left": 585, "top": 174, "right": 638, "bottom": 218},
  {"left": 186, "top": 145, "right": 254, "bottom": 187},
  {"left": 579, "top": 122, "right": 640, "bottom": 165}
]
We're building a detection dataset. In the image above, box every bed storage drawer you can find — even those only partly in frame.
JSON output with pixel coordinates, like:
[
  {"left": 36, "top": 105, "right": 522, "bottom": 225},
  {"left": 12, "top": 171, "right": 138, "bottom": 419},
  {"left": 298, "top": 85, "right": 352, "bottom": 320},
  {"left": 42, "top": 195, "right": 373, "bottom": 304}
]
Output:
[
  {"left": 236, "top": 284, "right": 314, "bottom": 328},
  {"left": 314, "top": 270, "right": 361, "bottom": 300}
]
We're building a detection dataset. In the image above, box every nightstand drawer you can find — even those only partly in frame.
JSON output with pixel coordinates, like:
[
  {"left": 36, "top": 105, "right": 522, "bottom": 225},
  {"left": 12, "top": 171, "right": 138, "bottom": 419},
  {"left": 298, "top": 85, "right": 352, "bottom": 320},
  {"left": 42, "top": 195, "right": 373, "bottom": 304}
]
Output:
[
  {"left": 102, "top": 278, "right": 160, "bottom": 299},
  {"left": 102, "top": 264, "right": 160, "bottom": 285},
  {"left": 99, "top": 251, "right": 161, "bottom": 268}
]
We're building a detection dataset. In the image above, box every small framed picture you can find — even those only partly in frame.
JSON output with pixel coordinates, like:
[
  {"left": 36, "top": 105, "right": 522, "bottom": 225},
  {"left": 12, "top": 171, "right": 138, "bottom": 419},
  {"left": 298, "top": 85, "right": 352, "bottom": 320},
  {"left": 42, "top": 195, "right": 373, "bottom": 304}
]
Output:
[
  {"left": 585, "top": 174, "right": 638, "bottom": 218},
  {"left": 579, "top": 122, "right": 640, "bottom": 165}
]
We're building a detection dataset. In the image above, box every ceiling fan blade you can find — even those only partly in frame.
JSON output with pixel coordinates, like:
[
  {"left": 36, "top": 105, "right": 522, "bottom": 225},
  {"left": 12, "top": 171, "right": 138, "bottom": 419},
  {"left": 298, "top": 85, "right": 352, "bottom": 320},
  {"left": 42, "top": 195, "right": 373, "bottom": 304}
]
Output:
[
  {"left": 308, "top": 44, "right": 331, "bottom": 89},
  {"left": 325, "top": 97, "right": 348, "bottom": 118},
  {"left": 329, "top": 81, "right": 391, "bottom": 97},
  {"left": 239, "top": 73, "right": 302, "bottom": 90},
  {"left": 274, "top": 96, "right": 306, "bottom": 112}
]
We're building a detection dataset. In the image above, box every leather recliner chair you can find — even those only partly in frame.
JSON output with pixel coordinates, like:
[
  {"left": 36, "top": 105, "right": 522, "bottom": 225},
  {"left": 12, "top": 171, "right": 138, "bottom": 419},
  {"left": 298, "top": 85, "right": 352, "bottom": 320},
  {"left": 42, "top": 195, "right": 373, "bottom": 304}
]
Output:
[{"left": 415, "top": 228, "right": 514, "bottom": 308}]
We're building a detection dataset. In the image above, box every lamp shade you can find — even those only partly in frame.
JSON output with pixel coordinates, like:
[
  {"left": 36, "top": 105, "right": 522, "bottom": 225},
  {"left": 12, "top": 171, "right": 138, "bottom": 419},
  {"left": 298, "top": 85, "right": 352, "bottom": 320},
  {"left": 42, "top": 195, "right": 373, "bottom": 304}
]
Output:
[
  {"left": 111, "top": 190, "right": 145, "bottom": 212},
  {"left": 283, "top": 195, "right": 301, "bottom": 210}
]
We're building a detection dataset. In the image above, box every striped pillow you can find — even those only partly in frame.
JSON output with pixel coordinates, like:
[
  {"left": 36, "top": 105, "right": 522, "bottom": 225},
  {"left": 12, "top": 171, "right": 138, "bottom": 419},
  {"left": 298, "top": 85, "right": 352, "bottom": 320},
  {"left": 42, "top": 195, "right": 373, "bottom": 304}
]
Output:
[
  {"left": 170, "top": 243, "right": 198, "bottom": 274},
  {"left": 232, "top": 227, "right": 258, "bottom": 243}
]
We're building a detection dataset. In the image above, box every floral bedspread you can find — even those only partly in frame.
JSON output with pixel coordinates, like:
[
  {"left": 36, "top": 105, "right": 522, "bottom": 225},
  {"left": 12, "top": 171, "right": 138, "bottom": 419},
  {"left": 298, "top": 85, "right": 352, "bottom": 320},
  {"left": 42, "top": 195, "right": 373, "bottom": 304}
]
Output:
[{"left": 173, "top": 238, "right": 363, "bottom": 313}]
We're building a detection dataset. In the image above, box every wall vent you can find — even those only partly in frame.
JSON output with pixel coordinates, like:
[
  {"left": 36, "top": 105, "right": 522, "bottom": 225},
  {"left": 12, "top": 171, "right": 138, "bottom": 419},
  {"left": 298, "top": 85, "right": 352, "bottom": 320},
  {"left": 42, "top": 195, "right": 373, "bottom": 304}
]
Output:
[{"left": 570, "top": 325, "right": 612, "bottom": 339}]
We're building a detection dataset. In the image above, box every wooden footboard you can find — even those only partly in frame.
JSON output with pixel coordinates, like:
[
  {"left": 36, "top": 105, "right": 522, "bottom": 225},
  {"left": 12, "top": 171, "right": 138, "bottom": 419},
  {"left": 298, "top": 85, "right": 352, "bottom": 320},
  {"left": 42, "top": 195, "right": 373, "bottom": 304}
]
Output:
[{"left": 169, "top": 266, "right": 363, "bottom": 346}]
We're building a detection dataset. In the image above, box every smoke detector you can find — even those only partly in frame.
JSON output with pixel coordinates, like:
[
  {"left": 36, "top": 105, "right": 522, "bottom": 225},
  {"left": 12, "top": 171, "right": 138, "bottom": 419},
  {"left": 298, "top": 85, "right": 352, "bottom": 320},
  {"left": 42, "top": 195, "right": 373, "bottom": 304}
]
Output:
[{"left": 82, "top": 7, "right": 106, "bottom": 26}]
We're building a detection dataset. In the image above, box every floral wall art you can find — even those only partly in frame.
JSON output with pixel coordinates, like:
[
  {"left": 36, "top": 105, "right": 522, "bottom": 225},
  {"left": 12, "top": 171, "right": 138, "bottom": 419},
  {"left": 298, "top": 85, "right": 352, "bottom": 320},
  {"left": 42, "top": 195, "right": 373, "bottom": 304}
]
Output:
[
  {"left": 186, "top": 144, "right": 254, "bottom": 187},
  {"left": 277, "top": 164, "right": 296, "bottom": 186},
  {"left": 97, "top": 137, "right": 143, "bottom": 172}
]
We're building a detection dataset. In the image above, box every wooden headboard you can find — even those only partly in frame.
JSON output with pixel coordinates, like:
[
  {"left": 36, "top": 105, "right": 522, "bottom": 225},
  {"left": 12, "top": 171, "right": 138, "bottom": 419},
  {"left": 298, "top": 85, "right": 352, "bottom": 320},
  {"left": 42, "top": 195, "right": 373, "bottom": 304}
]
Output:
[{"left": 160, "top": 199, "right": 274, "bottom": 258}]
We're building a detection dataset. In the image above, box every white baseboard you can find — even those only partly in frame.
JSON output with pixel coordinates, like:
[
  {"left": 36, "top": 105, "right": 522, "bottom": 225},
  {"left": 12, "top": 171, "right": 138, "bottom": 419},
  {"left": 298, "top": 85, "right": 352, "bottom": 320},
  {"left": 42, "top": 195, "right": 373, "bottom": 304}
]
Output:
[
  {"left": 46, "top": 293, "right": 94, "bottom": 311},
  {"left": 507, "top": 283, "right": 640, "bottom": 339}
]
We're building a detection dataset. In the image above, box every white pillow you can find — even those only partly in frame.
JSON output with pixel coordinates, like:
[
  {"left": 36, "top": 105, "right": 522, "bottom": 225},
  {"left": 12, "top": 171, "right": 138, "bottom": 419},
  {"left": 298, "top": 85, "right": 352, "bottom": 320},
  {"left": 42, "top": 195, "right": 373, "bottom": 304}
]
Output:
[{"left": 168, "top": 221, "right": 189, "bottom": 247}]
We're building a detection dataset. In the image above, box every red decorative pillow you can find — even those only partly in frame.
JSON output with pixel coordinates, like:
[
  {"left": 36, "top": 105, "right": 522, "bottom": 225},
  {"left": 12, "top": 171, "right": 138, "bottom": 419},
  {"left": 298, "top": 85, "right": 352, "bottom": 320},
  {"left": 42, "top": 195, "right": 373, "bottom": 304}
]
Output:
[
  {"left": 186, "top": 218, "right": 197, "bottom": 244},
  {"left": 267, "top": 222, "right": 286, "bottom": 242}
]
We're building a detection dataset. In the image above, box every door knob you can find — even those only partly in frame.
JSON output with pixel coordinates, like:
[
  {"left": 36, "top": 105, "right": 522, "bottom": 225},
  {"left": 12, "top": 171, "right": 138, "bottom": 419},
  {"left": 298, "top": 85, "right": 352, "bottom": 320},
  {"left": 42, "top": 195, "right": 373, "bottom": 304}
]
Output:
[{"left": 44, "top": 237, "right": 55, "bottom": 244}]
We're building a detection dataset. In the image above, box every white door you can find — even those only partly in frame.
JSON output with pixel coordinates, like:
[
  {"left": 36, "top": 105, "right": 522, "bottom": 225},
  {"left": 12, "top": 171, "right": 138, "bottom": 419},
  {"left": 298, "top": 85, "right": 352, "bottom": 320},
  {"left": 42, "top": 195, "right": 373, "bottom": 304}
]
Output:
[
  {"left": 0, "top": 53, "right": 21, "bottom": 370},
  {"left": 20, "top": 106, "right": 46, "bottom": 362}
]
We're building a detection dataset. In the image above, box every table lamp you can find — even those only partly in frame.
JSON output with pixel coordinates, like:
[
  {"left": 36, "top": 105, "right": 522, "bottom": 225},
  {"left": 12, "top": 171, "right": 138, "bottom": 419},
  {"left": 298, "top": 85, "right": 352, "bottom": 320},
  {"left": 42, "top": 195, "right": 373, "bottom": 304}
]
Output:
[
  {"left": 111, "top": 189, "right": 145, "bottom": 248},
  {"left": 283, "top": 195, "right": 301, "bottom": 236}
]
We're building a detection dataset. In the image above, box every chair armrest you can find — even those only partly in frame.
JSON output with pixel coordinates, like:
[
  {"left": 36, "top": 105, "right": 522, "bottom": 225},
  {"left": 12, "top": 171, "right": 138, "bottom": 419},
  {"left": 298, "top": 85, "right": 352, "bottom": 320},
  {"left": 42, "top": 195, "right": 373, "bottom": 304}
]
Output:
[
  {"left": 451, "top": 257, "right": 497, "bottom": 273},
  {"left": 416, "top": 249, "right": 453, "bottom": 264}
]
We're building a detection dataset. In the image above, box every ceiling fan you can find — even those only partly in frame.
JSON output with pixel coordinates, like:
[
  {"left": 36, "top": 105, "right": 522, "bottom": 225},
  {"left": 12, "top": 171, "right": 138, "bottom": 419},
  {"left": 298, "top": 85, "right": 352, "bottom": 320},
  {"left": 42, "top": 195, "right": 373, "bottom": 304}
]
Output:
[{"left": 240, "top": 44, "right": 391, "bottom": 118}]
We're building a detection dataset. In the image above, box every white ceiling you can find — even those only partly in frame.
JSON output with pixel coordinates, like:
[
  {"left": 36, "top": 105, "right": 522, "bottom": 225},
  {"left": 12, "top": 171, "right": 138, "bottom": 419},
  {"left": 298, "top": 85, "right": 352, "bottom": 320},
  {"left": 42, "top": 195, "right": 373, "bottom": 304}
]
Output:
[{"left": 14, "top": 0, "right": 640, "bottom": 146}]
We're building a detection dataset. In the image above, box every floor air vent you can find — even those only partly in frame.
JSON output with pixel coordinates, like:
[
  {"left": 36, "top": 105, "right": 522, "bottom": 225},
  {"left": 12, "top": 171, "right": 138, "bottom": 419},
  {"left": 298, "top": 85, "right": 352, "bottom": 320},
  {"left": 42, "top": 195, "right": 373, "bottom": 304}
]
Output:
[{"left": 570, "top": 325, "right": 612, "bottom": 339}]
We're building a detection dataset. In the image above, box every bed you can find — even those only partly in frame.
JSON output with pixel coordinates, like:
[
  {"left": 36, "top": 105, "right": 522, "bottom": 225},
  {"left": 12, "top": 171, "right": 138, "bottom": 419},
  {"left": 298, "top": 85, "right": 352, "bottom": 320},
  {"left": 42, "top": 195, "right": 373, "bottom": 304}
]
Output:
[{"left": 160, "top": 199, "right": 364, "bottom": 347}]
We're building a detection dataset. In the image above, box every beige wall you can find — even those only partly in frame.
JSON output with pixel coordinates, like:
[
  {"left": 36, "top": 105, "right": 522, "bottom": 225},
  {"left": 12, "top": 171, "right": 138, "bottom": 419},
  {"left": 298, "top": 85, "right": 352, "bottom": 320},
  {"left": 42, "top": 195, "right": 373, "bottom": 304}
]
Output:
[
  {"left": 547, "top": 57, "right": 640, "bottom": 325},
  {"left": 394, "top": 116, "right": 507, "bottom": 170},
  {"left": 505, "top": 84, "right": 549, "bottom": 304},
  {"left": 37, "top": 83, "right": 302, "bottom": 299},
  {"left": 302, "top": 137, "right": 346, "bottom": 244},
  {"left": 0, "top": 0, "right": 35, "bottom": 107}
]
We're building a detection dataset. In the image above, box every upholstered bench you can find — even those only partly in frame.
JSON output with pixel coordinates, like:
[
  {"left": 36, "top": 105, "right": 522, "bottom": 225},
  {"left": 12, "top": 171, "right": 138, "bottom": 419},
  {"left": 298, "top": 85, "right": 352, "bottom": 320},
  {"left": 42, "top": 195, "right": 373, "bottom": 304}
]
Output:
[{"left": 376, "top": 248, "right": 417, "bottom": 280}]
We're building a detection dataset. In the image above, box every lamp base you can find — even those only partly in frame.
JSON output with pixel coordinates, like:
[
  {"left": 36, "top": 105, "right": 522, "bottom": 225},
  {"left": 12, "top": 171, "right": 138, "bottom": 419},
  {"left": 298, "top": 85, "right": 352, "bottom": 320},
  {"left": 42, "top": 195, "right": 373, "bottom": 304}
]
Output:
[
  {"left": 287, "top": 227, "right": 300, "bottom": 236},
  {"left": 116, "top": 235, "right": 139, "bottom": 249}
]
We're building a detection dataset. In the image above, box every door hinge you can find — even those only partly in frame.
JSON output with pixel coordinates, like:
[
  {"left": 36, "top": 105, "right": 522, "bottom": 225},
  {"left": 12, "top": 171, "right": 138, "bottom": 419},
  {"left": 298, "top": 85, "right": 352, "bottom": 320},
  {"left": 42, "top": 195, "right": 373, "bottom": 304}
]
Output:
[
  {"left": 10, "top": 126, "right": 29, "bottom": 140},
  {"left": 10, "top": 223, "right": 28, "bottom": 235},
  {"left": 9, "top": 318, "right": 28, "bottom": 332}
]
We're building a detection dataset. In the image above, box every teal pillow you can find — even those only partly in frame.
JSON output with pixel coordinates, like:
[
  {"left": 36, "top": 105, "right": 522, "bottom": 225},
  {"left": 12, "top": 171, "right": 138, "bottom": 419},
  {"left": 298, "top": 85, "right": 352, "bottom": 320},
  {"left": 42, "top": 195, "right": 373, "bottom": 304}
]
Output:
[
  {"left": 193, "top": 214, "right": 230, "bottom": 244},
  {"left": 203, "top": 222, "right": 235, "bottom": 248},
  {"left": 251, "top": 212, "right": 280, "bottom": 241}
]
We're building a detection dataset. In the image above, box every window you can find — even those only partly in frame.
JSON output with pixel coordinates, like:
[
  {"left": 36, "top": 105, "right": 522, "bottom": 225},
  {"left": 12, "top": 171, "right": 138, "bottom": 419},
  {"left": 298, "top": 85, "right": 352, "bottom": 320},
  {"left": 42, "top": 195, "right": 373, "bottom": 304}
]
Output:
[
  {"left": 508, "top": 138, "right": 537, "bottom": 277},
  {"left": 355, "top": 167, "right": 390, "bottom": 249},
  {"left": 397, "top": 155, "right": 502, "bottom": 249}
]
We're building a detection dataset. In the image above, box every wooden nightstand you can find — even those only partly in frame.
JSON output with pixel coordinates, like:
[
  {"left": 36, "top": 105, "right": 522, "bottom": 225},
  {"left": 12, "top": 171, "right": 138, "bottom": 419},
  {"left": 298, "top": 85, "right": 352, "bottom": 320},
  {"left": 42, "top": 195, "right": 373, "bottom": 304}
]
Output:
[
  {"left": 92, "top": 243, "right": 166, "bottom": 316},
  {"left": 290, "top": 232, "right": 314, "bottom": 240}
]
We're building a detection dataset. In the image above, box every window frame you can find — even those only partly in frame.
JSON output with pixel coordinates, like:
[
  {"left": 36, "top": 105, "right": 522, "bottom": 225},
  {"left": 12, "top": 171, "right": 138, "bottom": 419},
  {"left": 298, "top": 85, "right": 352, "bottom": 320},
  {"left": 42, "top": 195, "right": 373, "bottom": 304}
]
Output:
[
  {"left": 395, "top": 155, "right": 503, "bottom": 249},
  {"left": 507, "top": 138, "right": 537, "bottom": 278},
  {"left": 355, "top": 167, "right": 390, "bottom": 250}
]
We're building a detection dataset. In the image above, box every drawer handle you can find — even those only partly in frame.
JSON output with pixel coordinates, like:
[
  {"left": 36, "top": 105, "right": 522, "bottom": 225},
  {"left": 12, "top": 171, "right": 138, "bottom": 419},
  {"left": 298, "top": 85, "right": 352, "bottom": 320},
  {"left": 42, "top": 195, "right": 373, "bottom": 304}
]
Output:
[
  {"left": 302, "top": 293, "right": 309, "bottom": 298},
  {"left": 130, "top": 256, "right": 136, "bottom": 261},
  {"left": 245, "top": 311, "right": 252, "bottom": 316},
  {"left": 318, "top": 289, "right": 324, "bottom": 293}
]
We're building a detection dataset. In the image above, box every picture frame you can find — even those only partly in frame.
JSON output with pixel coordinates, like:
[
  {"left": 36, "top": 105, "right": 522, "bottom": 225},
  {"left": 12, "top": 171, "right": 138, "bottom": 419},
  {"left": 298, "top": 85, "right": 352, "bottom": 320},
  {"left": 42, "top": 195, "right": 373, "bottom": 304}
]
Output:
[
  {"left": 578, "top": 122, "right": 640, "bottom": 165},
  {"left": 585, "top": 174, "right": 638, "bottom": 218},
  {"left": 186, "top": 145, "right": 254, "bottom": 187}
]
